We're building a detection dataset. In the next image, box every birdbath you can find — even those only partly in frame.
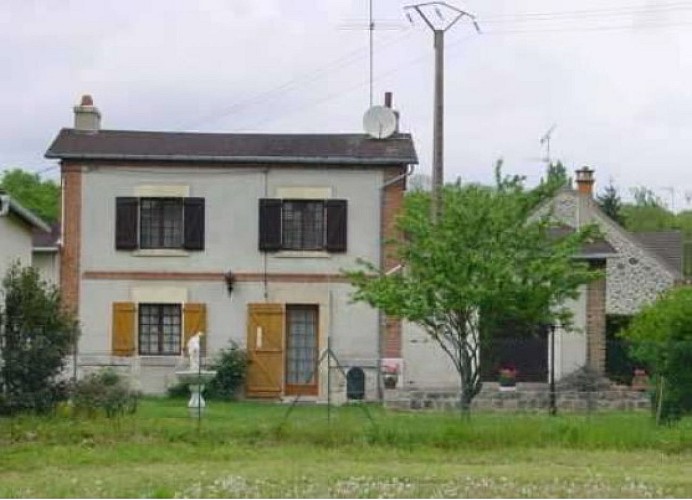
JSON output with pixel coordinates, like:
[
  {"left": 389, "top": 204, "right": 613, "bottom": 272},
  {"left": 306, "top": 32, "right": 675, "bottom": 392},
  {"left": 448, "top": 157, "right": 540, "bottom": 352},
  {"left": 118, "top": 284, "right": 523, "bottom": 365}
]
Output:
[
  {"left": 175, "top": 332, "right": 216, "bottom": 415},
  {"left": 175, "top": 369, "right": 217, "bottom": 414}
]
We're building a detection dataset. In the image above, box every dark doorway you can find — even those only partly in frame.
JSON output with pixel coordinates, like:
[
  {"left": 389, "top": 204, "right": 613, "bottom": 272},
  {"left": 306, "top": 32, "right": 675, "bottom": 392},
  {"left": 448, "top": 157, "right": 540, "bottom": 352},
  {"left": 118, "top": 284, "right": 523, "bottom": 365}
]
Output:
[
  {"left": 346, "top": 367, "right": 365, "bottom": 400},
  {"left": 481, "top": 325, "right": 549, "bottom": 382}
]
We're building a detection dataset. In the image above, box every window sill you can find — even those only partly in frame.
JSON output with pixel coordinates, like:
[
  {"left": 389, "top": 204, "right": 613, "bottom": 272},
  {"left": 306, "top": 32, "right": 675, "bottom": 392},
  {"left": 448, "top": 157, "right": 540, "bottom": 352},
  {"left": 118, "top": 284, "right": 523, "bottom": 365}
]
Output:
[
  {"left": 275, "top": 250, "right": 331, "bottom": 259},
  {"left": 138, "top": 356, "right": 182, "bottom": 367},
  {"left": 132, "top": 249, "right": 190, "bottom": 257}
]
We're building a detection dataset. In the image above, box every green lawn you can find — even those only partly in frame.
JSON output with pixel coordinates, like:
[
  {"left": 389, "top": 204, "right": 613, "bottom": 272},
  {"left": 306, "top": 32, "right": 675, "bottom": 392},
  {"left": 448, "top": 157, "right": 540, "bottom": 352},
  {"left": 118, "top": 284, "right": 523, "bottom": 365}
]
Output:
[{"left": 1, "top": 398, "right": 691, "bottom": 497}]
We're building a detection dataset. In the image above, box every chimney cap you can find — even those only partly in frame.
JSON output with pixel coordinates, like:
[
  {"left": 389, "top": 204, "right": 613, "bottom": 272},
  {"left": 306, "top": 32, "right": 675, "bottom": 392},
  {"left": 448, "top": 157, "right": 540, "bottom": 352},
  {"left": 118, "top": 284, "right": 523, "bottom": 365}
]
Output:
[
  {"left": 575, "top": 166, "right": 595, "bottom": 196},
  {"left": 79, "top": 94, "right": 94, "bottom": 106}
]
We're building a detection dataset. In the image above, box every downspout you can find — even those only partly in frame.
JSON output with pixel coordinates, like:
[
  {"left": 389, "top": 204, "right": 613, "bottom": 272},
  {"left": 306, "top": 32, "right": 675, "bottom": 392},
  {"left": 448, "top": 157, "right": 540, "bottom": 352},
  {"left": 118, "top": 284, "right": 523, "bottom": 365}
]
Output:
[{"left": 377, "top": 163, "right": 415, "bottom": 401}]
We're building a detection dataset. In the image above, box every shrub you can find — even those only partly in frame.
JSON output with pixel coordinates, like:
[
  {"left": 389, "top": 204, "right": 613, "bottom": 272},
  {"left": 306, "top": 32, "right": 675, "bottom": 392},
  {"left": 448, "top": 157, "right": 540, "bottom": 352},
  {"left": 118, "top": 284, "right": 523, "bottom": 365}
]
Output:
[
  {"left": 167, "top": 342, "right": 247, "bottom": 400},
  {"left": 621, "top": 286, "right": 692, "bottom": 424},
  {"left": 207, "top": 342, "right": 247, "bottom": 399},
  {"left": 72, "top": 368, "right": 139, "bottom": 418},
  {"left": 557, "top": 365, "right": 612, "bottom": 393},
  {"left": 0, "top": 264, "right": 78, "bottom": 415}
]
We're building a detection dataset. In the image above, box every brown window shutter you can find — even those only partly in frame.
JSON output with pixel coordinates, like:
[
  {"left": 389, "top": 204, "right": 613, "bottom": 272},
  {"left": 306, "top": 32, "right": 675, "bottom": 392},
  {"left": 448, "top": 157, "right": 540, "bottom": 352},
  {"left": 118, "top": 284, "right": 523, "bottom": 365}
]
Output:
[
  {"left": 112, "top": 302, "right": 136, "bottom": 356},
  {"left": 325, "top": 199, "right": 347, "bottom": 252},
  {"left": 115, "top": 197, "right": 139, "bottom": 250},
  {"left": 259, "top": 198, "right": 282, "bottom": 251},
  {"left": 183, "top": 198, "right": 205, "bottom": 250},
  {"left": 184, "top": 303, "right": 207, "bottom": 357}
]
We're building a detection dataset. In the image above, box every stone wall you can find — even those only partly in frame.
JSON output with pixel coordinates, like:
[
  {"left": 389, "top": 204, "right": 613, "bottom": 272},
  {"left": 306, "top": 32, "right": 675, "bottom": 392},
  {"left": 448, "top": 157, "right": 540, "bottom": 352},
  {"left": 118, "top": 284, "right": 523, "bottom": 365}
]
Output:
[{"left": 385, "top": 386, "right": 650, "bottom": 412}]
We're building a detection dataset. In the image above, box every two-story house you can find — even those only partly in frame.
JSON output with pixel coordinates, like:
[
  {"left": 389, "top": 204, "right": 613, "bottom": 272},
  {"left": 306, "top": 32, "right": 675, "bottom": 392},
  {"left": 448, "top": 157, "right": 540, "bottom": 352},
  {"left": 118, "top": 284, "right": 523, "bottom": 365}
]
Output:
[{"left": 45, "top": 95, "right": 417, "bottom": 397}]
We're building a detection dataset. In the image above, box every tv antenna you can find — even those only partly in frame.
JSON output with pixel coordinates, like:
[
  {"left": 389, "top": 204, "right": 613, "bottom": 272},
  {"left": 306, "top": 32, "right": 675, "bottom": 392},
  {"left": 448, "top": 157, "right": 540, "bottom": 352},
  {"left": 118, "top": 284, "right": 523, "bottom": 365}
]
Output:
[{"left": 539, "top": 124, "right": 557, "bottom": 165}]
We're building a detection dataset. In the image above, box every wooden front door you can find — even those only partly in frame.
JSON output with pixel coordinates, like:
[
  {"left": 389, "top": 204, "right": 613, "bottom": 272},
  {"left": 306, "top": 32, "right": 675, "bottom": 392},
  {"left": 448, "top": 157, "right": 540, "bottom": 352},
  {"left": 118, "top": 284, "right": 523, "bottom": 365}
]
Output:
[
  {"left": 285, "top": 305, "right": 319, "bottom": 396},
  {"left": 246, "top": 303, "right": 284, "bottom": 398}
]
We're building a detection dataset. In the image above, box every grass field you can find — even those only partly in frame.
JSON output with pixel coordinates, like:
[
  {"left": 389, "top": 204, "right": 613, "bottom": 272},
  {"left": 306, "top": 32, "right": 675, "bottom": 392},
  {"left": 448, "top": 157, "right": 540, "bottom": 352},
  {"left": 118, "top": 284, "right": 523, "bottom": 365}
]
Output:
[{"left": 1, "top": 398, "right": 691, "bottom": 498}]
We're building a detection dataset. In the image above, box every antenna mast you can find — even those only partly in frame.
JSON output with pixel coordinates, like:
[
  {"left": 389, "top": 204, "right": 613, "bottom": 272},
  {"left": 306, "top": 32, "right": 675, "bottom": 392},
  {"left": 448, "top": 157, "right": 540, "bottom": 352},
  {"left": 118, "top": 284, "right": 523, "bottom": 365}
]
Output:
[
  {"left": 369, "top": 0, "right": 374, "bottom": 107},
  {"left": 539, "top": 124, "right": 557, "bottom": 166}
]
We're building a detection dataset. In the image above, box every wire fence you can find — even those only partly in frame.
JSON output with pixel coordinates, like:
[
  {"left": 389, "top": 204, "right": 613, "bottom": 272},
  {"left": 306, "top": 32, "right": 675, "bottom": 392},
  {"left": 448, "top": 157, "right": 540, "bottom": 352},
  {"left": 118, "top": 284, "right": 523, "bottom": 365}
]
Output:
[{"left": 1, "top": 330, "right": 690, "bottom": 417}]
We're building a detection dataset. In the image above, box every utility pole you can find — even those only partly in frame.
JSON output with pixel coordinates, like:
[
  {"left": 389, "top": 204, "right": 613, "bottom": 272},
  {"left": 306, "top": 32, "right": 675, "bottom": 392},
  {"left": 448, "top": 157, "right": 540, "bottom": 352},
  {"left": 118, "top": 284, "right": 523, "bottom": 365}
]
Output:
[{"left": 405, "top": 2, "right": 479, "bottom": 219}]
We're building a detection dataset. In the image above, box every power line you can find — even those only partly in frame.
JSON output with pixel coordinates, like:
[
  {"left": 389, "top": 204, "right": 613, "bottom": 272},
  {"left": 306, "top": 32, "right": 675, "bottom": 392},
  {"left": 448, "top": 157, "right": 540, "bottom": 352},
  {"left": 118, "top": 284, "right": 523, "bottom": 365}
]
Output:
[
  {"left": 178, "top": 3, "right": 691, "bottom": 133},
  {"left": 176, "top": 29, "right": 414, "bottom": 131},
  {"left": 480, "top": 1, "right": 692, "bottom": 22}
]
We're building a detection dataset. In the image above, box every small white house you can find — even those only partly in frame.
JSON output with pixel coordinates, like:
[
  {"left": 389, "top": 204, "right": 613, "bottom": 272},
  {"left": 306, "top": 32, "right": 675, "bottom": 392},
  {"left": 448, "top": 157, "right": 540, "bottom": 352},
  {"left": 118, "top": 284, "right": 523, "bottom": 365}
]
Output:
[{"left": 0, "top": 190, "right": 51, "bottom": 282}]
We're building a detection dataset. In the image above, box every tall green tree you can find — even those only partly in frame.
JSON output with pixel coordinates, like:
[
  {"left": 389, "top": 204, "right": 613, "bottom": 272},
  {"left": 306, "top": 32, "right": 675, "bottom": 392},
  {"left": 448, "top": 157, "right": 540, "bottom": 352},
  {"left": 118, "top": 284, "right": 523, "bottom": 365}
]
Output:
[
  {"left": 0, "top": 169, "right": 59, "bottom": 222},
  {"left": 597, "top": 181, "right": 625, "bottom": 225},
  {"left": 348, "top": 168, "right": 600, "bottom": 411},
  {"left": 621, "top": 287, "right": 692, "bottom": 424},
  {"left": 0, "top": 264, "right": 78, "bottom": 414}
]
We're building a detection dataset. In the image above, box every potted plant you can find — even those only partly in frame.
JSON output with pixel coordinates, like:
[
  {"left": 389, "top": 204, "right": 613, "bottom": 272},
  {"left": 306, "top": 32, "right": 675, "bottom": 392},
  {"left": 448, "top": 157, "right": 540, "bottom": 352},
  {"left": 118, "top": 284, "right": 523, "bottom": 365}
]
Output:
[
  {"left": 382, "top": 362, "right": 399, "bottom": 389},
  {"left": 498, "top": 366, "right": 517, "bottom": 391},
  {"left": 631, "top": 368, "right": 649, "bottom": 391}
]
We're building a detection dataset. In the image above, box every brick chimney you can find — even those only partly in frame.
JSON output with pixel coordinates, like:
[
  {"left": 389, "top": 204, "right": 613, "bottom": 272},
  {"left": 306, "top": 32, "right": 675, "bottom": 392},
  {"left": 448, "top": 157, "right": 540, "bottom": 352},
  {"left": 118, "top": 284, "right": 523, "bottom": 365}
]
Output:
[
  {"left": 575, "top": 167, "right": 595, "bottom": 197},
  {"left": 384, "top": 91, "right": 400, "bottom": 133},
  {"left": 73, "top": 94, "right": 101, "bottom": 133}
]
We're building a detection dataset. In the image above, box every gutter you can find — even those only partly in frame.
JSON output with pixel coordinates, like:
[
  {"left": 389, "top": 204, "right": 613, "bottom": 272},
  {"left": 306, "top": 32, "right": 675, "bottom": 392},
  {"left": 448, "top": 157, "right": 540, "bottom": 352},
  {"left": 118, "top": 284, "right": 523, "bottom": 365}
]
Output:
[{"left": 44, "top": 152, "right": 418, "bottom": 166}]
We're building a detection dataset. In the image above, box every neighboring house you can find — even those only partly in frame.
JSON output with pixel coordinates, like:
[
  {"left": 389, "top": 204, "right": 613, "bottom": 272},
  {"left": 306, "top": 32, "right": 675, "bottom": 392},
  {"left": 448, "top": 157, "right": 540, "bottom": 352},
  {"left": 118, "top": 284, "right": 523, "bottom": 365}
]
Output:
[
  {"left": 402, "top": 168, "right": 683, "bottom": 390},
  {"left": 32, "top": 222, "right": 61, "bottom": 285},
  {"left": 0, "top": 190, "right": 51, "bottom": 282},
  {"left": 45, "top": 95, "right": 417, "bottom": 397}
]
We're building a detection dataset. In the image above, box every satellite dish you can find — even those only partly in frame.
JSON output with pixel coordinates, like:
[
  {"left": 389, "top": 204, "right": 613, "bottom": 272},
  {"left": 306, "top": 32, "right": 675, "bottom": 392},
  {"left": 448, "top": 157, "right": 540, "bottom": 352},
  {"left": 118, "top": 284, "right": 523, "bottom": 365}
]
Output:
[{"left": 363, "top": 105, "right": 397, "bottom": 139}]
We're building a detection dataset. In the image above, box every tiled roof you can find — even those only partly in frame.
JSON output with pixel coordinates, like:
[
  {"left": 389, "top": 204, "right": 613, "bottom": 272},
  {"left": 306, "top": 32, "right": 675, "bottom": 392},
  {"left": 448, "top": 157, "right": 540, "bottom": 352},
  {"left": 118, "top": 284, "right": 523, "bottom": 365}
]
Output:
[
  {"left": 32, "top": 222, "right": 60, "bottom": 249},
  {"left": 45, "top": 129, "right": 418, "bottom": 165},
  {"left": 633, "top": 230, "right": 684, "bottom": 275},
  {"left": 548, "top": 226, "right": 617, "bottom": 258}
]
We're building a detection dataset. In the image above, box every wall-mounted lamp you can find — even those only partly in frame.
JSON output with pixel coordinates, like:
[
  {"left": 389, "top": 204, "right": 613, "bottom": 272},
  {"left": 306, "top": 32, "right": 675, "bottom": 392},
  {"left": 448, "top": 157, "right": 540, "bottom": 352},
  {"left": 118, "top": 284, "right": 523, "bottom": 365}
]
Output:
[{"left": 224, "top": 270, "right": 236, "bottom": 295}]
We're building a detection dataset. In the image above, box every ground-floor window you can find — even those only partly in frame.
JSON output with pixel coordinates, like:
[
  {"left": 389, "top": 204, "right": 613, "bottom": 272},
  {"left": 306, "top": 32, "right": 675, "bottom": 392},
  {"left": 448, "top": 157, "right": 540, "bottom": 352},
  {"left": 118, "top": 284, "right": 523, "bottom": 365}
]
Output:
[
  {"left": 285, "top": 305, "right": 318, "bottom": 388},
  {"left": 138, "top": 303, "right": 182, "bottom": 355}
]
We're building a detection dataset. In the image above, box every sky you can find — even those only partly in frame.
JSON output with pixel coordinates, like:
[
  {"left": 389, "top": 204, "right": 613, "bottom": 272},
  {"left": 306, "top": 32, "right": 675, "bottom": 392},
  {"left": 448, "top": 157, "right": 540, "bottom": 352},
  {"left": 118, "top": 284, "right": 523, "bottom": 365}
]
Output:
[{"left": 2, "top": 0, "right": 691, "bottom": 210}]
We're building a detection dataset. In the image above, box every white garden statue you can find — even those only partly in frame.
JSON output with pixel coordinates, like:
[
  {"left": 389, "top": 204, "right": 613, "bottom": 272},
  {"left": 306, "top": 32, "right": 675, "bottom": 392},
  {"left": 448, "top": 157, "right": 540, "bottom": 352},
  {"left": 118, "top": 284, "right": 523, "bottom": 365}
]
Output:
[{"left": 187, "top": 331, "right": 204, "bottom": 372}]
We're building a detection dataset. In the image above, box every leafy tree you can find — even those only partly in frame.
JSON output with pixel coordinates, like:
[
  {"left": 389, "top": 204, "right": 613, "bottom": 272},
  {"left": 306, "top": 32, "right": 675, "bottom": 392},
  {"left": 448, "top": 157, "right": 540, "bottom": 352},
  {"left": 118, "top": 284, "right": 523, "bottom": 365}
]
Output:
[
  {"left": 542, "top": 161, "right": 570, "bottom": 191},
  {"left": 0, "top": 169, "right": 60, "bottom": 222},
  {"left": 631, "top": 186, "right": 664, "bottom": 208},
  {"left": 621, "top": 286, "right": 692, "bottom": 424},
  {"left": 597, "top": 181, "right": 625, "bottom": 225},
  {"left": 347, "top": 167, "right": 600, "bottom": 412},
  {"left": 0, "top": 264, "right": 78, "bottom": 414}
]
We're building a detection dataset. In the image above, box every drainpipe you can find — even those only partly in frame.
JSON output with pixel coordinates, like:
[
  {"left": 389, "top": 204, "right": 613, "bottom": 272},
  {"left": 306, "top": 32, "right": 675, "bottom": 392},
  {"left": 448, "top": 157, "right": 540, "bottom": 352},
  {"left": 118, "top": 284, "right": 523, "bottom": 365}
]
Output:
[{"left": 377, "top": 163, "right": 415, "bottom": 401}]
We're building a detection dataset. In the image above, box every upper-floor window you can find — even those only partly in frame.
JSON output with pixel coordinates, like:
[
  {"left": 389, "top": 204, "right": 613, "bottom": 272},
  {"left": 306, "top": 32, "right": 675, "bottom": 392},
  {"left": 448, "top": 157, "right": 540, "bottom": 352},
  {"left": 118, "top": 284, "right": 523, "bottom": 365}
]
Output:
[
  {"left": 259, "top": 198, "right": 347, "bottom": 253},
  {"left": 282, "top": 200, "right": 325, "bottom": 251},
  {"left": 140, "top": 198, "right": 183, "bottom": 249},
  {"left": 115, "top": 197, "right": 205, "bottom": 251}
]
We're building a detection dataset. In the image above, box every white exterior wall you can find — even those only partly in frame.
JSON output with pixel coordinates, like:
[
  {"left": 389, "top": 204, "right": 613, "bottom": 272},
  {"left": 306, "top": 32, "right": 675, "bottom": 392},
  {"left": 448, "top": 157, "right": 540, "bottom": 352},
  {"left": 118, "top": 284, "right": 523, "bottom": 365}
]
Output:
[
  {"left": 76, "top": 165, "right": 387, "bottom": 396},
  {"left": 402, "top": 322, "right": 458, "bottom": 390},
  {"left": 0, "top": 214, "right": 33, "bottom": 283},
  {"left": 554, "top": 287, "right": 587, "bottom": 380},
  {"left": 32, "top": 251, "right": 60, "bottom": 285}
]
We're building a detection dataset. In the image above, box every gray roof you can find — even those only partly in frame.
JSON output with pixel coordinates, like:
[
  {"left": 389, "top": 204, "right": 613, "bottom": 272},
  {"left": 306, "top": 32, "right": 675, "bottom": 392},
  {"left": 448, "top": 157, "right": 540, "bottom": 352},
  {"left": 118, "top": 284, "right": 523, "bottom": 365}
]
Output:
[
  {"left": 548, "top": 226, "right": 617, "bottom": 259},
  {"left": 32, "top": 222, "right": 61, "bottom": 250},
  {"left": 45, "top": 129, "right": 418, "bottom": 166},
  {"left": 633, "top": 230, "right": 684, "bottom": 275},
  {"left": 0, "top": 190, "right": 51, "bottom": 232}
]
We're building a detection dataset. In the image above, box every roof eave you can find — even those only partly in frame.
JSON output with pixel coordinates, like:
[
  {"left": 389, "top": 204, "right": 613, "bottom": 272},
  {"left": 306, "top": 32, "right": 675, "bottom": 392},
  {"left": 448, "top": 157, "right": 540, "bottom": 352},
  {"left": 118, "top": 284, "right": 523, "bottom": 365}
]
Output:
[
  {"left": 7, "top": 199, "right": 51, "bottom": 232},
  {"left": 44, "top": 152, "right": 418, "bottom": 165}
]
